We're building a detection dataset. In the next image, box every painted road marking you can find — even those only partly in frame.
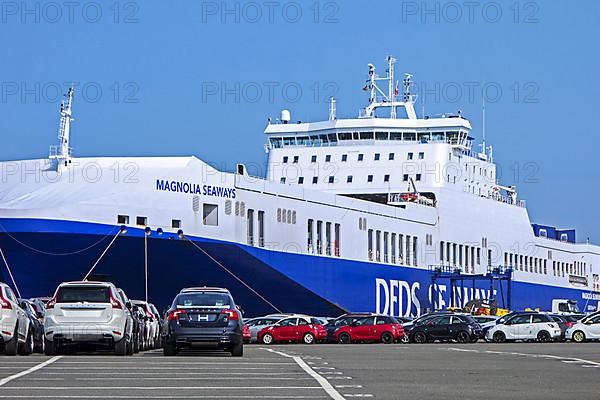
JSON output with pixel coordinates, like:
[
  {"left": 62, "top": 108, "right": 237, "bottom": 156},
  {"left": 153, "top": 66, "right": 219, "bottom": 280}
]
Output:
[
  {"left": 0, "top": 356, "right": 62, "bottom": 387},
  {"left": 263, "top": 349, "right": 346, "bottom": 400}
]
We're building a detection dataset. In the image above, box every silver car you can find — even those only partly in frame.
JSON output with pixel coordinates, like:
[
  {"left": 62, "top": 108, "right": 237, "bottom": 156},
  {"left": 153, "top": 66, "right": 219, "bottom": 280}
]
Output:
[{"left": 245, "top": 316, "right": 286, "bottom": 343}]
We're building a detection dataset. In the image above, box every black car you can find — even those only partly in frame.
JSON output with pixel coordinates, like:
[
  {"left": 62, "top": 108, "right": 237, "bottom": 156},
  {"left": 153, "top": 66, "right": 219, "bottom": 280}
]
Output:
[
  {"left": 162, "top": 287, "right": 244, "bottom": 357},
  {"left": 408, "top": 313, "right": 482, "bottom": 343},
  {"left": 130, "top": 304, "right": 148, "bottom": 353},
  {"left": 324, "top": 313, "right": 375, "bottom": 343},
  {"left": 18, "top": 299, "right": 45, "bottom": 354}
]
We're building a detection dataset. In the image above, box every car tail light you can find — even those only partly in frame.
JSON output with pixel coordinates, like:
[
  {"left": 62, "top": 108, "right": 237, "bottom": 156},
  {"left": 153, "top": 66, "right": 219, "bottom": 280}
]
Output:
[
  {"left": 221, "top": 309, "right": 239, "bottom": 320},
  {"left": 146, "top": 310, "right": 154, "bottom": 319},
  {"left": 565, "top": 321, "right": 575, "bottom": 328},
  {"left": 167, "top": 309, "right": 186, "bottom": 320},
  {"left": 45, "top": 296, "right": 57, "bottom": 309},
  {"left": 0, "top": 292, "right": 11, "bottom": 310},
  {"left": 110, "top": 294, "right": 123, "bottom": 309}
]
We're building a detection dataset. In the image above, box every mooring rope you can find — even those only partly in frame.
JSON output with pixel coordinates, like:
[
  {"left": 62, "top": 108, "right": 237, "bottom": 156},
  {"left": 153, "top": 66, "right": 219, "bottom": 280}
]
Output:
[
  {"left": 82, "top": 229, "right": 122, "bottom": 281},
  {"left": 184, "top": 236, "right": 282, "bottom": 313},
  {"left": 0, "top": 245, "right": 21, "bottom": 298}
]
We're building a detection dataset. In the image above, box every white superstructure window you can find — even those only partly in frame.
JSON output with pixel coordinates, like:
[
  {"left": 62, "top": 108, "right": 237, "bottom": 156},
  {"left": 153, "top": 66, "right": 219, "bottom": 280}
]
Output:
[
  {"left": 136, "top": 216, "right": 147, "bottom": 226},
  {"left": 117, "top": 215, "right": 129, "bottom": 224},
  {"left": 171, "top": 219, "right": 181, "bottom": 229}
]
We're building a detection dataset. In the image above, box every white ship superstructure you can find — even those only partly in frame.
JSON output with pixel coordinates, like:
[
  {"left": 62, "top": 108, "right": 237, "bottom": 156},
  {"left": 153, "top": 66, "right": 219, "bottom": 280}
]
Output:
[{"left": 0, "top": 57, "right": 598, "bottom": 316}]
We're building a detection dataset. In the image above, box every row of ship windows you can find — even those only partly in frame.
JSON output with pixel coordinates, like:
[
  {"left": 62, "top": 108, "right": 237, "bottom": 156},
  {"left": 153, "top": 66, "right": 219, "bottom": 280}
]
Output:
[
  {"left": 368, "top": 229, "right": 418, "bottom": 267},
  {"left": 504, "top": 252, "right": 588, "bottom": 277},
  {"left": 281, "top": 174, "right": 422, "bottom": 185},
  {"left": 504, "top": 253, "right": 548, "bottom": 275},
  {"left": 439, "top": 241, "right": 484, "bottom": 274},
  {"left": 282, "top": 152, "right": 426, "bottom": 164},
  {"left": 307, "top": 219, "right": 341, "bottom": 257},
  {"left": 117, "top": 215, "right": 183, "bottom": 229}
]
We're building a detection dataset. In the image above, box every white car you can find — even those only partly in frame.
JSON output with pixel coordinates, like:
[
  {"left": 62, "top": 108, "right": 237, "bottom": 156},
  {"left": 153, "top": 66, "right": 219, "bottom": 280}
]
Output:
[
  {"left": 486, "top": 313, "right": 561, "bottom": 343},
  {"left": 44, "top": 281, "right": 134, "bottom": 355},
  {"left": 132, "top": 300, "right": 160, "bottom": 350},
  {"left": 0, "top": 282, "right": 31, "bottom": 355},
  {"left": 566, "top": 312, "right": 600, "bottom": 342}
]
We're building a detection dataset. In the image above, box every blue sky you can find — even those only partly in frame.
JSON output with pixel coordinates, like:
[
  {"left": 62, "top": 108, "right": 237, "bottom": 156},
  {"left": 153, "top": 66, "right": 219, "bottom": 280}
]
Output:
[{"left": 1, "top": 1, "right": 599, "bottom": 242}]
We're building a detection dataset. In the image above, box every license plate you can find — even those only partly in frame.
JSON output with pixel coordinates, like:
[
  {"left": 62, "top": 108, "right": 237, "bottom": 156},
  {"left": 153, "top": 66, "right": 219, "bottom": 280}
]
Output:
[{"left": 193, "top": 314, "right": 211, "bottom": 322}]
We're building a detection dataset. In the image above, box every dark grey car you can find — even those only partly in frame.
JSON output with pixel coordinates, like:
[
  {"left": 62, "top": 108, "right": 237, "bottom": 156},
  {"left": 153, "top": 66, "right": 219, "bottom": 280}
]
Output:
[{"left": 162, "top": 288, "right": 243, "bottom": 357}]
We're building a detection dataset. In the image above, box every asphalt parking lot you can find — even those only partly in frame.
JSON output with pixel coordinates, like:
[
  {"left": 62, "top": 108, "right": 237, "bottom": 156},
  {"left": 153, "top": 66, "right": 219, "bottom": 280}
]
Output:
[{"left": 1, "top": 343, "right": 599, "bottom": 399}]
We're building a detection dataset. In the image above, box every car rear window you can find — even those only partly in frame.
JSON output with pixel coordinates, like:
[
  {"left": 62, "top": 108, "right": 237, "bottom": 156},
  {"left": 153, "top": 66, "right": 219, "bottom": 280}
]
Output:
[
  {"left": 174, "top": 292, "right": 231, "bottom": 307},
  {"left": 57, "top": 286, "right": 111, "bottom": 303}
]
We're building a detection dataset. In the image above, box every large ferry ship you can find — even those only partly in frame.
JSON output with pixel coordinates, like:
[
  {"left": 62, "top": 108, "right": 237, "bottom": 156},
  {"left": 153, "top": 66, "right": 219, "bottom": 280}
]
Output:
[{"left": 1, "top": 57, "right": 599, "bottom": 316}]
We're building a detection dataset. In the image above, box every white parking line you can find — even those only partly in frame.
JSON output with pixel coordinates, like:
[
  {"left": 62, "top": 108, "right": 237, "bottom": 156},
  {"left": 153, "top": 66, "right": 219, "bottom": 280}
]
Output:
[
  {"left": 0, "top": 396, "right": 328, "bottom": 399},
  {"left": 0, "top": 356, "right": 62, "bottom": 387},
  {"left": 447, "top": 348, "right": 600, "bottom": 367},
  {"left": 263, "top": 349, "right": 346, "bottom": 400},
  {"left": 0, "top": 386, "right": 324, "bottom": 390}
]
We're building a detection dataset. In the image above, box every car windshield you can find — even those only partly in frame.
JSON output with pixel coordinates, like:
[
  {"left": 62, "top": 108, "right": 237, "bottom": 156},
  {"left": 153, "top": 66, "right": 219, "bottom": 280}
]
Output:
[
  {"left": 174, "top": 292, "right": 231, "bottom": 307},
  {"left": 57, "top": 286, "right": 111, "bottom": 303}
]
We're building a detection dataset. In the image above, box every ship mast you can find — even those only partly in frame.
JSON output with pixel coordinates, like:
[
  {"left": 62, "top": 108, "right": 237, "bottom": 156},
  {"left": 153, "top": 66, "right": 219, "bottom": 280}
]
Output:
[
  {"left": 49, "top": 86, "right": 74, "bottom": 168},
  {"left": 362, "top": 55, "right": 416, "bottom": 119}
]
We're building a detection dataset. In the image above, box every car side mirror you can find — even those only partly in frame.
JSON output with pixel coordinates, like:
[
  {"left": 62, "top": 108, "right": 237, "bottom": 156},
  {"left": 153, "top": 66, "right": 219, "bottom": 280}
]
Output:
[
  {"left": 125, "top": 301, "right": 132, "bottom": 309},
  {"left": 235, "top": 305, "right": 245, "bottom": 315}
]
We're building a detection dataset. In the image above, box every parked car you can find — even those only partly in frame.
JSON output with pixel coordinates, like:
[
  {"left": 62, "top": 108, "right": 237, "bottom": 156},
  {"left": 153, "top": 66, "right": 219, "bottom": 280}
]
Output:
[
  {"left": 0, "top": 283, "right": 31, "bottom": 355},
  {"left": 242, "top": 324, "right": 251, "bottom": 342},
  {"left": 162, "top": 287, "right": 244, "bottom": 356},
  {"left": 472, "top": 315, "right": 499, "bottom": 325},
  {"left": 148, "top": 303, "right": 163, "bottom": 348},
  {"left": 19, "top": 299, "right": 45, "bottom": 353},
  {"left": 244, "top": 316, "right": 286, "bottom": 343},
  {"left": 547, "top": 314, "right": 578, "bottom": 341},
  {"left": 324, "top": 313, "right": 376, "bottom": 343},
  {"left": 334, "top": 315, "right": 405, "bottom": 344},
  {"left": 132, "top": 300, "right": 160, "bottom": 350},
  {"left": 258, "top": 316, "right": 327, "bottom": 344},
  {"left": 408, "top": 313, "right": 481, "bottom": 343},
  {"left": 566, "top": 312, "right": 600, "bottom": 342},
  {"left": 44, "top": 281, "right": 134, "bottom": 355},
  {"left": 402, "top": 311, "right": 454, "bottom": 330},
  {"left": 130, "top": 303, "right": 147, "bottom": 353},
  {"left": 485, "top": 312, "right": 561, "bottom": 343}
]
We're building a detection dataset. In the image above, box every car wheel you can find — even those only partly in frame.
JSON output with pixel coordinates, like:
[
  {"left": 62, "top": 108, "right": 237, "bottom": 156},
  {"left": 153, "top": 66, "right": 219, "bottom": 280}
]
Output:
[
  {"left": 114, "top": 338, "right": 128, "bottom": 356},
  {"left": 262, "top": 333, "right": 274, "bottom": 345},
  {"left": 338, "top": 333, "right": 351, "bottom": 344},
  {"left": 470, "top": 336, "right": 479, "bottom": 343},
  {"left": 492, "top": 331, "right": 506, "bottom": 343},
  {"left": 414, "top": 332, "right": 427, "bottom": 344},
  {"left": 133, "top": 335, "right": 140, "bottom": 353},
  {"left": 163, "top": 341, "right": 177, "bottom": 356},
  {"left": 572, "top": 330, "right": 586, "bottom": 343},
  {"left": 302, "top": 333, "right": 315, "bottom": 345},
  {"left": 4, "top": 327, "right": 18, "bottom": 356},
  {"left": 231, "top": 342, "right": 243, "bottom": 357},
  {"left": 381, "top": 332, "right": 394, "bottom": 344},
  {"left": 34, "top": 335, "right": 45, "bottom": 354},
  {"left": 44, "top": 338, "right": 56, "bottom": 356},
  {"left": 19, "top": 331, "right": 34, "bottom": 356},
  {"left": 126, "top": 337, "right": 134, "bottom": 355},
  {"left": 400, "top": 335, "right": 409, "bottom": 344},
  {"left": 456, "top": 331, "right": 470, "bottom": 344},
  {"left": 537, "top": 330, "right": 551, "bottom": 343}
]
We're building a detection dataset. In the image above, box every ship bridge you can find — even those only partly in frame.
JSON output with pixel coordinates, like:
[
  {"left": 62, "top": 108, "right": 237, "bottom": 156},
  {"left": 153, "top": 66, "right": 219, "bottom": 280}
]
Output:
[{"left": 264, "top": 56, "right": 501, "bottom": 208}]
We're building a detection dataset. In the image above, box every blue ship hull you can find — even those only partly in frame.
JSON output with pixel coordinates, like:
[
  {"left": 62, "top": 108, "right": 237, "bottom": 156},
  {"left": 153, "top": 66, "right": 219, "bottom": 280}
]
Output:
[{"left": 0, "top": 218, "right": 598, "bottom": 316}]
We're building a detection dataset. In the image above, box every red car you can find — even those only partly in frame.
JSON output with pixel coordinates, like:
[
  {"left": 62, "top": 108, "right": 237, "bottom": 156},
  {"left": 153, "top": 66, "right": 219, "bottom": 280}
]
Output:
[
  {"left": 334, "top": 315, "right": 405, "bottom": 344},
  {"left": 242, "top": 324, "right": 251, "bottom": 343},
  {"left": 258, "top": 316, "right": 327, "bottom": 344}
]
